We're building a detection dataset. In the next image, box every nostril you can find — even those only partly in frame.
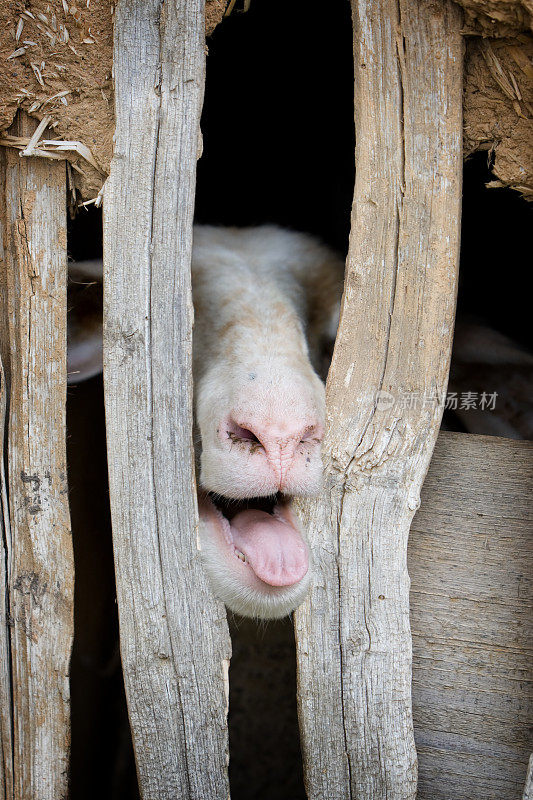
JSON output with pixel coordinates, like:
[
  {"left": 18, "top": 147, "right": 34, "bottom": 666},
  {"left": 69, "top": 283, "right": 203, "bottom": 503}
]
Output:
[
  {"left": 300, "top": 425, "right": 323, "bottom": 444},
  {"left": 237, "top": 426, "right": 260, "bottom": 443},
  {"left": 224, "top": 416, "right": 323, "bottom": 451},
  {"left": 226, "top": 418, "right": 261, "bottom": 444}
]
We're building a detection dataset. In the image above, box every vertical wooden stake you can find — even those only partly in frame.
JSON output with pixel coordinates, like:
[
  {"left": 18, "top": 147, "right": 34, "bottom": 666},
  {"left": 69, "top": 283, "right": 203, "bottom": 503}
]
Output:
[
  {"left": 103, "top": 1, "right": 231, "bottom": 797},
  {"left": 294, "top": 1, "right": 463, "bottom": 798},
  {"left": 0, "top": 362, "right": 13, "bottom": 800},
  {"left": 0, "top": 147, "right": 14, "bottom": 800},
  {"left": 1, "top": 116, "right": 73, "bottom": 800}
]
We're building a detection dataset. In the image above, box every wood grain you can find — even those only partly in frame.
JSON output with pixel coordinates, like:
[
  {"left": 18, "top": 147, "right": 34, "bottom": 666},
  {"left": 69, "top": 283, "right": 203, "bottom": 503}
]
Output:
[
  {"left": 1, "top": 115, "right": 73, "bottom": 800},
  {"left": 294, "top": 1, "right": 463, "bottom": 798},
  {"left": 0, "top": 147, "right": 13, "bottom": 800},
  {"left": 103, "top": 1, "right": 231, "bottom": 797},
  {"left": 227, "top": 432, "right": 531, "bottom": 799},
  {"left": 410, "top": 432, "right": 533, "bottom": 800},
  {"left": 0, "top": 360, "right": 13, "bottom": 800}
]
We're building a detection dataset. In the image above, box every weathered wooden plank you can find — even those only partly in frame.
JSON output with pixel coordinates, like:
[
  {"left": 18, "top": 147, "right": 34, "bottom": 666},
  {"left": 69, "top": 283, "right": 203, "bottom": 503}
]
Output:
[
  {"left": 0, "top": 396, "right": 11, "bottom": 800},
  {"left": 0, "top": 148, "right": 9, "bottom": 370},
  {"left": 294, "top": 1, "right": 463, "bottom": 798},
  {"left": 1, "top": 115, "right": 73, "bottom": 800},
  {"left": 0, "top": 148, "right": 13, "bottom": 800},
  {"left": 103, "top": 1, "right": 231, "bottom": 797},
  {"left": 410, "top": 432, "right": 533, "bottom": 800},
  {"left": 0, "top": 368, "right": 12, "bottom": 800},
  {"left": 414, "top": 760, "right": 525, "bottom": 800}
]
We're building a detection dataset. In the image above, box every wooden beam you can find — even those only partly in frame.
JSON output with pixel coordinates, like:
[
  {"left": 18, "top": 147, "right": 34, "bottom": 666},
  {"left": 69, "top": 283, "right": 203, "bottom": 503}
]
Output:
[
  {"left": 410, "top": 433, "right": 533, "bottom": 800},
  {"left": 294, "top": 1, "right": 463, "bottom": 798},
  {"left": 103, "top": 1, "right": 231, "bottom": 797},
  {"left": 1, "top": 115, "right": 73, "bottom": 800}
]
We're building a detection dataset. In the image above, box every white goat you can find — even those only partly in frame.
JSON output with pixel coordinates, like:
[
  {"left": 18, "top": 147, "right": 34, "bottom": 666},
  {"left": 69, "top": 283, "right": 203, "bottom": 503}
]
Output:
[{"left": 68, "top": 225, "right": 344, "bottom": 618}]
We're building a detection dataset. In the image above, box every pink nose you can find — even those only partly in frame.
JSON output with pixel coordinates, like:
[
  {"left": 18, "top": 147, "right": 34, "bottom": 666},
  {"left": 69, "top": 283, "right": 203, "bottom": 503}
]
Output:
[{"left": 223, "top": 416, "right": 323, "bottom": 489}]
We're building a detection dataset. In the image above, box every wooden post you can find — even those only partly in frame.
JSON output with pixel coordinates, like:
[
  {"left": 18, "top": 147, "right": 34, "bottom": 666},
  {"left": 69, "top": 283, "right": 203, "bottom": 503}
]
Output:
[
  {"left": 0, "top": 363, "right": 13, "bottom": 800},
  {"left": 103, "top": 1, "right": 231, "bottom": 797},
  {"left": 0, "top": 116, "right": 73, "bottom": 800},
  {"left": 294, "top": 1, "right": 463, "bottom": 798},
  {"left": 0, "top": 148, "right": 13, "bottom": 800}
]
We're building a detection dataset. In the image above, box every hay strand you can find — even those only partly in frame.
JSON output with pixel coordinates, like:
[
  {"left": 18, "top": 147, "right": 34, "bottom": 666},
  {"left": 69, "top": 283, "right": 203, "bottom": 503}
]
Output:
[
  {"left": 0, "top": 130, "right": 102, "bottom": 173},
  {"left": 20, "top": 115, "right": 52, "bottom": 156}
]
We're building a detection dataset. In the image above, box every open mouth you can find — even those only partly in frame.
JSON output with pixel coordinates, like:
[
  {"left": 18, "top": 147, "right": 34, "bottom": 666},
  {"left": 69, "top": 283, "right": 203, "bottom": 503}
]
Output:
[{"left": 199, "top": 491, "right": 309, "bottom": 588}]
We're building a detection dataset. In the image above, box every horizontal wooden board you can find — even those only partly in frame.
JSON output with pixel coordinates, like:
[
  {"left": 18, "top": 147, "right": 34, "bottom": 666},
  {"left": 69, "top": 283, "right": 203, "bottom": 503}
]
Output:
[{"left": 410, "top": 431, "right": 533, "bottom": 800}]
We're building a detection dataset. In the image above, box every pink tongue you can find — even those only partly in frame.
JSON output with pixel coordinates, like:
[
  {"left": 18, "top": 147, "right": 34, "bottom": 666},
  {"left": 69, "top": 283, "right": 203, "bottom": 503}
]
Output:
[{"left": 230, "top": 508, "right": 308, "bottom": 587}]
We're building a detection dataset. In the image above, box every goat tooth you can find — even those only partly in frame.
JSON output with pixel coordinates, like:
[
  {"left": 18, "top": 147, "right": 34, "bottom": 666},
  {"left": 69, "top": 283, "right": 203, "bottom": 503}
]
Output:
[{"left": 235, "top": 549, "right": 246, "bottom": 562}]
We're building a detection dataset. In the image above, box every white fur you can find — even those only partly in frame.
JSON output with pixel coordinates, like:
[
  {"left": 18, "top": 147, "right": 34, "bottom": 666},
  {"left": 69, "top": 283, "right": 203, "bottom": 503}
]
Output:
[{"left": 68, "top": 225, "right": 345, "bottom": 618}]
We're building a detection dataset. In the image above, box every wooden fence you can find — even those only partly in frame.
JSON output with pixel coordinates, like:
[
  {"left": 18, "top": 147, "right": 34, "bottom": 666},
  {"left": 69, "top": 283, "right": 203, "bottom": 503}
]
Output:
[{"left": 0, "top": 0, "right": 530, "bottom": 798}]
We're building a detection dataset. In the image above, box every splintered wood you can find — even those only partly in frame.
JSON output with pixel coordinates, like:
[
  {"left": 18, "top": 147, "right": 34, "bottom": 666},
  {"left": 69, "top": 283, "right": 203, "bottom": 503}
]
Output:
[
  {"left": 294, "top": 1, "right": 463, "bottom": 799},
  {"left": 103, "top": 0, "right": 231, "bottom": 797},
  {"left": 0, "top": 116, "right": 73, "bottom": 800}
]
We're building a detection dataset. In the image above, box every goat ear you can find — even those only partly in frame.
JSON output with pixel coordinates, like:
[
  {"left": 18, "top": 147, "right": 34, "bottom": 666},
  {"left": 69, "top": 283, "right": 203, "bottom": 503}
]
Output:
[
  {"left": 67, "top": 326, "right": 103, "bottom": 383},
  {"left": 67, "top": 260, "right": 103, "bottom": 384}
]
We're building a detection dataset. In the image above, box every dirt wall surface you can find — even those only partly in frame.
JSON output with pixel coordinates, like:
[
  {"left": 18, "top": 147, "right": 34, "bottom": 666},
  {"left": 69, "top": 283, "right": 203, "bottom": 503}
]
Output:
[
  {"left": 464, "top": 35, "right": 533, "bottom": 196},
  {"left": 0, "top": 0, "right": 228, "bottom": 201},
  {"left": 0, "top": 0, "right": 532, "bottom": 202},
  {"left": 454, "top": 0, "right": 532, "bottom": 35},
  {"left": 0, "top": 0, "right": 114, "bottom": 200},
  {"left": 206, "top": 0, "right": 227, "bottom": 37}
]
